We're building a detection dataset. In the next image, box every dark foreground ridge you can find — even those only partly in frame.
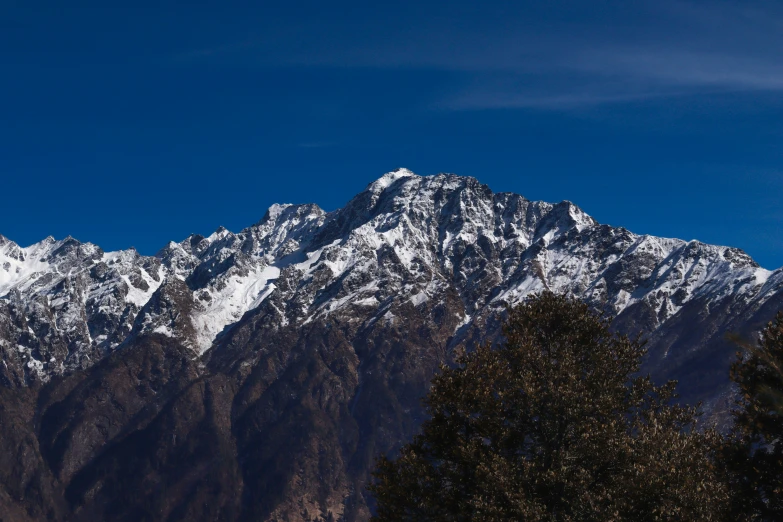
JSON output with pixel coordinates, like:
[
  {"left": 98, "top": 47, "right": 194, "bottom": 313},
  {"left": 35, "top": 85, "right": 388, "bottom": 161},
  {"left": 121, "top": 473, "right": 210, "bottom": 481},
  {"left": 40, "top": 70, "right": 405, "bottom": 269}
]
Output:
[{"left": 1, "top": 169, "right": 782, "bottom": 520}]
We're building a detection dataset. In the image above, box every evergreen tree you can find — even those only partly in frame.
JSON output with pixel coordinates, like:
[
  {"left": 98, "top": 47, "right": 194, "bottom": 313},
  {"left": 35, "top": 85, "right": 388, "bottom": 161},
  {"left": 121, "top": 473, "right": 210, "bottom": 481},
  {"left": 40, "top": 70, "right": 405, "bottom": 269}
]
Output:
[
  {"left": 726, "top": 312, "right": 783, "bottom": 520},
  {"left": 370, "top": 292, "right": 729, "bottom": 521}
]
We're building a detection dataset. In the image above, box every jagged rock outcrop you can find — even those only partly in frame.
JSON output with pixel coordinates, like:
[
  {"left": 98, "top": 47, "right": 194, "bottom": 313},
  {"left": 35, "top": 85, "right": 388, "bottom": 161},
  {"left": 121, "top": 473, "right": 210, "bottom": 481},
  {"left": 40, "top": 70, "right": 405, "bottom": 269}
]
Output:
[{"left": 1, "top": 169, "right": 782, "bottom": 520}]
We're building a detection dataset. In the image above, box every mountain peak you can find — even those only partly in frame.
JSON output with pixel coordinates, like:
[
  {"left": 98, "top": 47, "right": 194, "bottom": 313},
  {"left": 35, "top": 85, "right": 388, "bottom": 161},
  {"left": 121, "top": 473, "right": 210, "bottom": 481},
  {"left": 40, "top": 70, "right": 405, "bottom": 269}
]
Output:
[
  {"left": 367, "top": 168, "right": 418, "bottom": 194},
  {"left": 265, "top": 203, "right": 294, "bottom": 220},
  {"left": 257, "top": 202, "right": 325, "bottom": 227}
]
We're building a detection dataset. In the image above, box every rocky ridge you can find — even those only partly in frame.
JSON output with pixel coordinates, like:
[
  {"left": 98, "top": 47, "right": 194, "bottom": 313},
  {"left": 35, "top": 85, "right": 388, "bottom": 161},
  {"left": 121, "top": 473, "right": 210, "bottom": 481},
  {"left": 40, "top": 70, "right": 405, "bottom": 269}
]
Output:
[{"left": 1, "top": 169, "right": 782, "bottom": 521}]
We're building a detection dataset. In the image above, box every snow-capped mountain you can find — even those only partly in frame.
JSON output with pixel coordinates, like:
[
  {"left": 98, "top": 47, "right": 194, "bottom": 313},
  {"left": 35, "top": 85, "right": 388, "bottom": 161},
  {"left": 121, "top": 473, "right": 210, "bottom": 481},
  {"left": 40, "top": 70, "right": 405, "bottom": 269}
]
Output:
[
  {"left": 2, "top": 169, "right": 780, "bottom": 387},
  {"left": 2, "top": 169, "right": 782, "bottom": 520}
]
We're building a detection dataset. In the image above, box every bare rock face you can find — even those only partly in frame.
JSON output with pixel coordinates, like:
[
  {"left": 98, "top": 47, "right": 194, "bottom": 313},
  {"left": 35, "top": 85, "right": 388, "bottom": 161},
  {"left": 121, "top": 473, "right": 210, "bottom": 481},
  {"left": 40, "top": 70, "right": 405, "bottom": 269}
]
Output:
[{"left": 2, "top": 169, "right": 783, "bottom": 520}]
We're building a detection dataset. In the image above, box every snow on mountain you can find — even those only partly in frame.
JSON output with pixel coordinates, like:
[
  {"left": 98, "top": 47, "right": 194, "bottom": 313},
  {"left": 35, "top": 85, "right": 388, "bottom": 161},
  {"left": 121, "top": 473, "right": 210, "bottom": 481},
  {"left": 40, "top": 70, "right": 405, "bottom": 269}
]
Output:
[{"left": 2, "top": 169, "right": 782, "bottom": 388}]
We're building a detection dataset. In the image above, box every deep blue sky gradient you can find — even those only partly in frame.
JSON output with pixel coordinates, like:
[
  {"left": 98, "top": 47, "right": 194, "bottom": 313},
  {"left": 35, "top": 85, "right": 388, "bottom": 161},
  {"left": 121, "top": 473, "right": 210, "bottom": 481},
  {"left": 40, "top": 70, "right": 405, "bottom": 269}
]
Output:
[{"left": 2, "top": 1, "right": 782, "bottom": 267}]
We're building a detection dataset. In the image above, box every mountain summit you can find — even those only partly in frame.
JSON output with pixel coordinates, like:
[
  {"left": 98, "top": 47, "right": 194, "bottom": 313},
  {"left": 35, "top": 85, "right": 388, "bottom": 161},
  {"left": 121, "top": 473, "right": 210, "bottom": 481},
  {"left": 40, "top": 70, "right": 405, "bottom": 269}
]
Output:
[{"left": 1, "top": 170, "right": 782, "bottom": 520}]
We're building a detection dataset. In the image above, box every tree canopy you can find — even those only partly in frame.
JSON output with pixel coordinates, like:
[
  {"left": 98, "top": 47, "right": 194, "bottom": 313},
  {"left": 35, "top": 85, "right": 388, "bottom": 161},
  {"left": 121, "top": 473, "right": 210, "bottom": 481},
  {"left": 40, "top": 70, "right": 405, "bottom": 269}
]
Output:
[
  {"left": 370, "top": 292, "right": 729, "bottom": 521},
  {"left": 726, "top": 311, "right": 783, "bottom": 520}
]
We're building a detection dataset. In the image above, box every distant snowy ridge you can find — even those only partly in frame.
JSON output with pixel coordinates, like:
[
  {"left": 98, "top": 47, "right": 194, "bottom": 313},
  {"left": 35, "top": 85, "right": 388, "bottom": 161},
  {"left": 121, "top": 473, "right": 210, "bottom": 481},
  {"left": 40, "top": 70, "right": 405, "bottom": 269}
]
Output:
[{"left": 2, "top": 169, "right": 782, "bottom": 388}]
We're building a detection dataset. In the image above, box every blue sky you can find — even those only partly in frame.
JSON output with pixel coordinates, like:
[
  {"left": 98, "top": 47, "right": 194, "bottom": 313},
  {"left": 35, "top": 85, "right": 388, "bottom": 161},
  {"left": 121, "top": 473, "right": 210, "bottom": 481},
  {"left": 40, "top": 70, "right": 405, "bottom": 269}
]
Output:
[{"left": 1, "top": 0, "right": 782, "bottom": 267}]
